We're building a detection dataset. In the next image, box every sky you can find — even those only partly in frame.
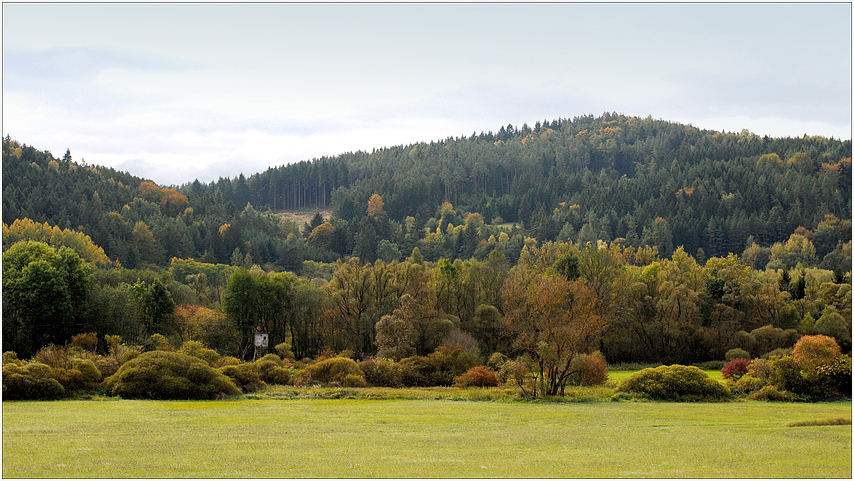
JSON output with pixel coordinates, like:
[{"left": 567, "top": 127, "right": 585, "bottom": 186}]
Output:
[{"left": 3, "top": 3, "right": 851, "bottom": 186}]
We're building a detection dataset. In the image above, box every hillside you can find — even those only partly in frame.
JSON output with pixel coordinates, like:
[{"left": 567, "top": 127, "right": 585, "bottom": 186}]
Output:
[
  {"left": 3, "top": 116, "right": 852, "bottom": 366},
  {"left": 3, "top": 114, "right": 851, "bottom": 272}
]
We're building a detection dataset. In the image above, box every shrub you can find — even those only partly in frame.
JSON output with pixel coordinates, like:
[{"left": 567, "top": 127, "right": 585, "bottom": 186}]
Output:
[
  {"left": 453, "top": 366, "right": 500, "bottom": 388},
  {"left": 72, "top": 358, "right": 103, "bottom": 386},
  {"left": 142, "top": 333, "right": 175, "bottom": 351},
  {"left": 730, "top": 374, "right": 765, "bottom": 395},
  {"left": 747, "top": 358, "right": 773, "bottom": 382},
  {"left": 2, "top": 362, "right": 65, "bottom": 400},
  {"left": 217, "top": 356, "right": 241, "bottom": 367},
  {"left": 486, "top": 352, "right": 514, "bottom": 383},
  {"left": 748, "top": 385, "right": 801, "bottom": 402},
  {"left": 359, "top": 357, "right": 404, "bottom": 387},
  {"left": 178, "top": 340, "right": 221, "bottom": 366},
  {"left": 567, "top": 352, "right": 608, "bottom": 386},
  {"left": 725, "top": 348, "right": 751, "bottom": 361},
  {"left": 616, "top": 364, "right": 732, "bottom": 401},
  {"left": 813, "top": 355, "right": 852, "bottom": 398},
  {"left": 296, "top": 357, "right": 366, "bottom": 386},
  {"left": 721, "top": 358, "right": 752, "bottom": 381},
  {"left": 53, "top": 368, "right": 86, "bottom": 391},
  {"left": 792, "top": 335, "right": 841, "bottom": 373},
  {"left": 398, "top": 356, "right": 432, "bottom": 387},
  {"left": 426, "top": 345, "right": 478, "bottom": 386},
  {"left": 342, "top": 374, "right": 368, "bottom": 387},
  {"left": 486, "top": 352, "right": 508, "bottom": 370},
  {"left": 70, "top": 332, "right": 98, "bottom": 353},
  {"left": 92, "top": 356, "right": 120, "bottom": 378},
  {"left": 762, "top": 348, "right": 792, "bottom": 359},
  {"left": 103, "top": 351, "right": 240, "bottom": 399},
  {"left": 220, "top": 364, "right": 266, "bottom": 393},
  {"left": 254, "top": 356, "right": 291, "bottom": 386},
  {"left": 274, "top": 342, "right": 295, "bottom": 361},
  {"left": 33, "top": 344, "right": 72, "bottom": 369},
  {"left": 3, "top": 351, "right": 23, "bottom": 366},
  {"left": 767, "top": 355, "right": 808, "bottom": 393}
]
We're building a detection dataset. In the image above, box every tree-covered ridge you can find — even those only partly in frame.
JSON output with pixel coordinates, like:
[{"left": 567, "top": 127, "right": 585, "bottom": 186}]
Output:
[
  {"left": 2, "top": 113, "right": 851, "bottom": 275},
  {"left": 192, "top": 114, "right": 851, "bottom": 259}
]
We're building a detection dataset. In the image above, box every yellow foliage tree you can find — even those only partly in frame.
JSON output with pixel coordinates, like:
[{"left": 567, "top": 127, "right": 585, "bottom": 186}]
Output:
[
  {"left": 367, "top": 194, "right": 385, "bottom": 217},
  {"left": 2, "top": 218, "right": 111, "bottom": 267}
]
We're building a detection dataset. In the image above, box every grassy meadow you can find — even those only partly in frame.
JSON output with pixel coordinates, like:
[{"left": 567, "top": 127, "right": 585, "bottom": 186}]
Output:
[{"left": 3, "top": 398, "right": 850, "bottom": 478}]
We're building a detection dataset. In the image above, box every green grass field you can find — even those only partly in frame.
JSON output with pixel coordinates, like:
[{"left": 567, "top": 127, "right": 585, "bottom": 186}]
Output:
[{"left": 3, "top": 398, "right": 850, "bottom": 478}]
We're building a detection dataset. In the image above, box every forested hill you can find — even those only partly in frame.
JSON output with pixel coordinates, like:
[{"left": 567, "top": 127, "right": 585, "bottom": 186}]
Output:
[
  {"left": 2, "top": 113, "right": 852, "bottom": 273},
  {"left": 189, "top": 114, "right": 851, "bottom": 260}
]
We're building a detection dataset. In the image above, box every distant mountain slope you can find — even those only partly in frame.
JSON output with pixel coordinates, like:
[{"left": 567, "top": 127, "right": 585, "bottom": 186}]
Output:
[
  {"left": 188, "top": 114, "right": 852, "bottom": 258},
  {"left": 3, "top": 114, "right": 851, "bottom": 270}
]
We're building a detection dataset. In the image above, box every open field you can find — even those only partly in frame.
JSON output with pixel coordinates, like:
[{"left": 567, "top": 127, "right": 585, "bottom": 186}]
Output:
[
  {"left": 3, "top": 399, "right": 850, "bottom": 478},
  {"left": 273, "top": 209, "right": 332, "bottom": 227}
]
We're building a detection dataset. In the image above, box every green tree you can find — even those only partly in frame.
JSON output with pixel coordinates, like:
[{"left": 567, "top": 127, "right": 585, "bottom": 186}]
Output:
[
  {"left": 222, "top": 268, "right": 258, "bottom": 358},
  {"left": 140, "top": 279, "right": 176, "bottom": 337},
  {"left": 2, "top": 241, "right": 92, "bottom": 357}
]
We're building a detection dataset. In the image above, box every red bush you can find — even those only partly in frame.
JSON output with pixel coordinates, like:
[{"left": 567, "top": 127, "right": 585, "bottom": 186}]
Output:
[
  {"left": 721, "top": 358, "right": 752, "bottom": 381},
  {"left": 453, "top": 365, "right": 500, "bottom": 388}
]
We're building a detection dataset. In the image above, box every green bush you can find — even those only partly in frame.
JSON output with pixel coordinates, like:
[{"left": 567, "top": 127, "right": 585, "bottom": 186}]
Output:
[
  {"left": 178, "top": 341, "right": 221, "bottom": 367},
  {"left": 53, "top": 368, "right": 86, "bottom": 391},
  {"left": 426, "top": 345, "right": 478, "bottom": 386},
  {"left": 103, "top": 351, "right": 241, "bottom": 399},
  {"left": 219, "top": 364, "right": 267, "bottom": 393},
  {"left": 2, "top": 362, "right": 65, "bottom": 400},
  {"left": 3, "top": 351, "right": 23, "bottom": 366},
  {"left": 341, "top": 374, "right": 368, "bottom": 387},
  {"left": 254, "top": 356, "right": 291, "bottom": 386},
  {"left": 274, "top": 342, "right": 295, "bottom": 361},
  {"left": 767, "top": 355, "right": 808, "bottom": 393},
  {"left": 71, "top": 358, "right": 103, "bottom": 387},
  {"left": 730, "top": 374, "right": 765, "bottom": 395},
  {"left": 813, "top": 355, "right": 852, "bottom": 398},
  {"left": 725, "top": 348, "right": 751, "bottom": 361},
  {"left": 616, "top": 364, "right": 732, "bottom": 401},
  {"left": 217, "top": 356, "right": 241, "bottom": 367},
  {"left": 762, "top": 348, "right": 792, "bottom": 359},
  {"left": 296, "top": 357, "right": 366, "bottom": 386},
  {"left": 398, "top": 356, "right": 432, "bottom": 387},
  {"left": 748, "top": 384, "right": 802, "bottom": 402},
  {"left": 359, "top": 357, "right": 404, "bottom": 387}
]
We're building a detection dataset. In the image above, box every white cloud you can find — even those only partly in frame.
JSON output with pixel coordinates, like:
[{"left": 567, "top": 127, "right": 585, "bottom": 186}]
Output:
[{"left": 3, "top": 3, "right": 850, "bottom": 186}]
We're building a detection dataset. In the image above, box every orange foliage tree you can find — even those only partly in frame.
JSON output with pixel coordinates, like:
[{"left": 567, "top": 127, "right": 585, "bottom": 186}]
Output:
[{"left": 501, "top": 268, "right": 607, "bottom": 397}]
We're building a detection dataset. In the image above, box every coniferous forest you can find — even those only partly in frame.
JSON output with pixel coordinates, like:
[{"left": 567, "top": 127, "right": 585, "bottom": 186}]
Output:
[{"left": 3, "top": 113, "right": 851, "bottom": 396}]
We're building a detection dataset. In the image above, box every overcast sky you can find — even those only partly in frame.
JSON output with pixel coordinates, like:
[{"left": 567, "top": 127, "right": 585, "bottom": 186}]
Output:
[{"left": 3, "top": 3, "right": 851, "bottom": 186}]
